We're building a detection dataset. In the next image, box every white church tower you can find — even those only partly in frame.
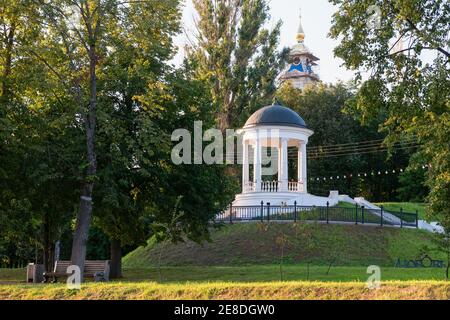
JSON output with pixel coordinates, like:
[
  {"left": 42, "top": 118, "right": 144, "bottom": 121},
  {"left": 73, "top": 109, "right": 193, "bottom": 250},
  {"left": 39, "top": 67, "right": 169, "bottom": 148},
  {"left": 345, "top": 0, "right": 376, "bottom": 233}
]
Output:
[{"left": 279, "top": 10, "right": 320, "bottom": 90}]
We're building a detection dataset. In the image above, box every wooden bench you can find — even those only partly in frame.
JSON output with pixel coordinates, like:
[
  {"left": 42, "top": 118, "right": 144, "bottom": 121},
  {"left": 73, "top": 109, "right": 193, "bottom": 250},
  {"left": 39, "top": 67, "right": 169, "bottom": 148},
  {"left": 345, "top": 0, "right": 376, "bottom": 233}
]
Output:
[{"left": 43, "top": 260, "right": 110, "bottom": 283}]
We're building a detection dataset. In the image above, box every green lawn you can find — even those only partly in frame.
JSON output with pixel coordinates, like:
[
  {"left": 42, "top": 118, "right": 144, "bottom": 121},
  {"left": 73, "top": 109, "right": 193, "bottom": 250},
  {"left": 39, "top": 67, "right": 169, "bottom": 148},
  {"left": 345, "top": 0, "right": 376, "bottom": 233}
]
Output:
[
  {"left": 339, "top": 201, "right": 426, "bottom": 220},
  {"left": 376, "top": 202, "right": 426, "bottom": 220},
  {"left": 336, "top": 201, "right": 387, "bottom": 224},
  {"left": 337, "top": 201, "right": 359, "bottom": 209},
  {"left": 2, "top": 265, "right": 448, "bottom": 284},
  {"left": 123, "top": 265, "right": 448, "bottom": 283}
]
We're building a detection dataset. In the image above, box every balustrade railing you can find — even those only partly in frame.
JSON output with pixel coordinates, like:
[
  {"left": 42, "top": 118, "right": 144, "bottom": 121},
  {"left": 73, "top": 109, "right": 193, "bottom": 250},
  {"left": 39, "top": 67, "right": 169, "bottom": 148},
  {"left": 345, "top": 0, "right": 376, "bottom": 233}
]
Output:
[
  {"left": 244, "top": 180, "right": 305, "bottom": 193},
  {"left": 216, "top": 202, "right": 418, "bottom": 228},
  {"left": 261, "top": 181, "right": 281, "bottom": 192},
  {"left": 288, "top": 181, "right": 298, "bottom": 191}
]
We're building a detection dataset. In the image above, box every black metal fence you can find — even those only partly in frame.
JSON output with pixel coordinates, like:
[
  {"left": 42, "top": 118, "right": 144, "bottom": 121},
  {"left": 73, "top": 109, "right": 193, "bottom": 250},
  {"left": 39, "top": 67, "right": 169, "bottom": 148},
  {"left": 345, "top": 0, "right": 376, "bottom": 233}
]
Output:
[{"left": 216, "top": 202, "right": 419, "bottom": 228}]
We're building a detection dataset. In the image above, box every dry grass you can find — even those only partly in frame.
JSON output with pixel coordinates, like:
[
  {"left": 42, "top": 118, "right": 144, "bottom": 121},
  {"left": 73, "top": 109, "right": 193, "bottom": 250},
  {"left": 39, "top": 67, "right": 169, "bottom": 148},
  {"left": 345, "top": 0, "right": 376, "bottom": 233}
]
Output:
[{"left": 0, "top": 280, "right": 449, "bottom": 300}]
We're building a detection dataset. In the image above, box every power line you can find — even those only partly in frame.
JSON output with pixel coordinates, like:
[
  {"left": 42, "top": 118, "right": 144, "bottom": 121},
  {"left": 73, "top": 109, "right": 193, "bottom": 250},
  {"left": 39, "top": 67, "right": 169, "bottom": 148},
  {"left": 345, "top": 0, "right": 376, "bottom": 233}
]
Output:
[
  {"left": 236, "top": 143, "right": 419, "bottom": 158},
  {"left": 241, "top": 140, "right": 418, "bottom": 154},
  {"left": 308, "top": 141, "right": 386, "bottom": 151},
  {"left": 306, "top": 138, "right": 417, "bottom": 151},
  {"left": 230, "top": 140, "right": 421, "bottom": 161},
  {"left": 231, "top": 145, "right": 420, "bottom": 161},
  {"left": 307, "top": 145, "right": 420, "bottom": 159},
  {"left": 306, "top": 143, "right": 420, "bottom": 158},
  {"left": 306, "top": 140, "right": 417, "bottom": 153}
]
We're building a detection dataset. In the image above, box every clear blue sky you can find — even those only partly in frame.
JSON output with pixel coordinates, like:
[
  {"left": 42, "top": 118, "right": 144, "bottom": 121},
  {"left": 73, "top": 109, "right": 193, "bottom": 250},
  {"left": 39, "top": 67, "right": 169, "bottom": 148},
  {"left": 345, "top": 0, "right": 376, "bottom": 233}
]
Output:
[{"left": 172, "top": 0, "right": 356, "bottom": 84}]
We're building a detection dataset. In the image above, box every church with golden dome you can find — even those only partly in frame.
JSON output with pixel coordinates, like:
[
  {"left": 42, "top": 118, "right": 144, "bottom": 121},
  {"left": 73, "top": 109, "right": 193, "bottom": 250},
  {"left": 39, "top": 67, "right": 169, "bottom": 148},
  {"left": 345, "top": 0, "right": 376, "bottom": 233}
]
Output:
[{"left": 279, "top": 10, "right": 320, "bottom": 90}]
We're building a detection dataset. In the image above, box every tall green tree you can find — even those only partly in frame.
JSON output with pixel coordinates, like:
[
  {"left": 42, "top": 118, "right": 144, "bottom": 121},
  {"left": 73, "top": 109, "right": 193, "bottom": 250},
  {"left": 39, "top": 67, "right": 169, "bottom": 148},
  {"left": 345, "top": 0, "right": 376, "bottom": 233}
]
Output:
[
  {"left": 329, "top": 0, "right": 449, "bottom": 225},
  {"left": 137, "top": 63, "right": 237, "bottom": 251},
  {"left": 95, "top": 61, "right": 237, "bottom": 277},
  {"left": 93, "top": 0, "right": 182, "bottom": 277},
  {"left": 0, "top": 1, "right": 82, "bottom": 270},
  {"left": 189, "top": 0, "right": 288, "bottom": 130},
  {"left": 35, "top": 0, "right": 186, "bottom": 277},
  {"left": 276, "top": 82, "right": 414, "bottom": 200},
  {"left": 0, "top": 0, "right": 182, "bottom": 275},
  {"left": 29, "top": 0, "right": 112, "bottom": 275}
]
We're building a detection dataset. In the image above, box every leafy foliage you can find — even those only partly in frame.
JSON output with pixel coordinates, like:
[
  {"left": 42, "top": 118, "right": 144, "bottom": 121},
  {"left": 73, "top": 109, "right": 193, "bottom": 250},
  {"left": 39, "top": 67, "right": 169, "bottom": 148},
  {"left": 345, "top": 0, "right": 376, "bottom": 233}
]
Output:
[
  {"left": 0, "top": 1, "right": 82, "bottom": 268},
  {"left": 329, "top": 0, "right": 450, "bottom": 226},
  {"left": 188, "top": 0, "right": 288, "bottom": 130},
  {"left": 0, "top": 1, "right": 235, "bottom": 274},
  {"left": 276, "top": 82, "right": 417, "bottom": 200}
]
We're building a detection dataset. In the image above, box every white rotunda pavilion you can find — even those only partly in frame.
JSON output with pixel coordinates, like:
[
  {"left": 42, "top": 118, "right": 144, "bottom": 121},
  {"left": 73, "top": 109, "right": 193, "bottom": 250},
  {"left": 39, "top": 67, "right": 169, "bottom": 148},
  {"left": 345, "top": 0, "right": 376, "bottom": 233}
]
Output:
[{"left": 233, "top": 104, "right": 336, "bottom": 207}]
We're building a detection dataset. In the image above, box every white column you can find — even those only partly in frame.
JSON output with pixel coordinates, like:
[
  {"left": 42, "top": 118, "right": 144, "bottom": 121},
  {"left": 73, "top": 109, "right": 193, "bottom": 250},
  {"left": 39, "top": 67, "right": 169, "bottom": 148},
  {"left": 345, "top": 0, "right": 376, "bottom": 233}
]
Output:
[
  {"left": 242, "top": 140, "right": 249, "bottom": 193},
  {"left": 297, "top": 143, "right": 303, "bottom": 192},
  {"left": 280, "top": 138, "right": 288, "bottom": 191},
  {"left": 301, "top": 142, "right": 307, "bottom": 193},
  {"left": 254, "top": 137, "right": 261, "bottom": 192},
  {"left": 277, "top": 140, "right": 282, "bottom": 183}
]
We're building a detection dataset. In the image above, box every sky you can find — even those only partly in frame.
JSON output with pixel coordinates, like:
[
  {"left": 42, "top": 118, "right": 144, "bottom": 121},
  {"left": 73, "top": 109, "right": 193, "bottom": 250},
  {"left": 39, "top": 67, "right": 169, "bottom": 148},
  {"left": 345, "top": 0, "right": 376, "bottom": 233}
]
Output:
[{"left": 172, "top": 0, "right": 357, "bottom": 84}]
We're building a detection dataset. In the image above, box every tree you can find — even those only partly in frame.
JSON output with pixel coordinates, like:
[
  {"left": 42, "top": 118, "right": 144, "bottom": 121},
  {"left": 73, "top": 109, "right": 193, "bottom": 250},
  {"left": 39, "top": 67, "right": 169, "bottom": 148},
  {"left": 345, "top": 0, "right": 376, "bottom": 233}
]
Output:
[
  {"left": 329, "top": 0, "right": 450, "bottom": 226},
  {"left": 137, "top": 63, "right": 238, "bottom": 247},
  {"left": 33, "top": 0, "right": 183, "bottom": 277},
  {"left": 432, "top": 231, "right": 450, "bottom": 280},
  {"left": 1, "top": 1, "right": 41, "bottom": 267},
  {"left": 91, "top": 0, "right": 182, "bottom": 279},
  {"left": 1, "top": 0, "right": 234, "bottom": 278},
  {"left": 189, "top": 0, "right": 288, "bottom": 130},
  {"left": 275, "top": 233, "right": 288, "bottom": 281},
  {"left": 0, "top": 1, "right": 82, "bottom": 270},
  {"left": 397, "top": 167, "right": 428, "bottom": 202},
  {"left": 151, "top": 197, "right": 184, "bottom": 282},
  {"left": 292, "top": 222, "right": 319, "bottom": 280},
  {"left": 23, "top": 0, "right": 112, "bottom": 277},
  {"left": 96, "top": 58, "right": 237, "bottom": 278},
  {"left": 276, "top": 82, "right": 415, "bottom": 200}
]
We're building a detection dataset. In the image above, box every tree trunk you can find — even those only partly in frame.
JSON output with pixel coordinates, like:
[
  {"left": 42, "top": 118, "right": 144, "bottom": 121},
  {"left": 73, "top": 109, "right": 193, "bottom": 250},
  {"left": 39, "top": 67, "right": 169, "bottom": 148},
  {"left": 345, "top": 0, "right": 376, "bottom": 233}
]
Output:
[
  {"left": 54, "top": 240, "right": 60, "bottom": 262},
  {"left": 110, "top": 239, "right": 122, "bottom": 279},
  {"left": 43, "top": 214, "right": 51, "bottom": 271},
  {"left": 446, "top": 262, "right": 449, "bottom": 281},
  {"left": 326, "top": 258, "right": 336, "bottom": 275},
  {"left": 0, "top": 21, "right": 15, "bottom": 105},
  {"left": 447, "top": 250, "right": 450, "bottom": 281},
  {"left": 218, "top": 110, "right": 232, "bottom": 133},
  {"left": 70, "top": 42, "right": 98, "bottom": 281},
  {"left": 70, "top": 184, "right": 94, "bottom": 279},
  {"left": 158, "top": 240, "right": 167, "bottom": 282},
  {"left": 279, "top": 245, "right": 284, "bottom": 281}
]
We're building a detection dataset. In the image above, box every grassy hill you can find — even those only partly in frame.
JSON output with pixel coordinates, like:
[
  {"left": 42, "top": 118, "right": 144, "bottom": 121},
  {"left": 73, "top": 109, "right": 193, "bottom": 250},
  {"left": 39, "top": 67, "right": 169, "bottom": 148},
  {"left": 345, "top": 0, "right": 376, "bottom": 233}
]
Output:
[
  {"left": 123, "top": 223, "right": 441, "bottom": 268},
  {"left": 3, "top": 222, "right": 448, "bottom": 300}
]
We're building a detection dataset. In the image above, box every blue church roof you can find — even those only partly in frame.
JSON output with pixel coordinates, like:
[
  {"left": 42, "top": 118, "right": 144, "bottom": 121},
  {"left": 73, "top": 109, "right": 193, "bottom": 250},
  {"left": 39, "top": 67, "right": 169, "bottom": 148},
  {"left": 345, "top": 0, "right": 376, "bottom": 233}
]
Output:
[{"left": 288, "top": 63, "right": 304, "bottom": 73}]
